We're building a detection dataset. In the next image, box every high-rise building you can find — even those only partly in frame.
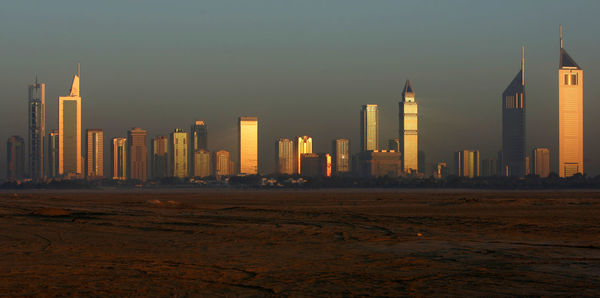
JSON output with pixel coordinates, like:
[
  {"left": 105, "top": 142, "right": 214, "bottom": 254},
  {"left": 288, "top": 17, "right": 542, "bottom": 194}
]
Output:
[
  {"left": 190, "top": 121, "right": 208, "bottom": 176},
  {"left": 59, "top": 63, "right": 82, "bottom": 178},
  {"left": 532, "top": 147, "right": 550, "bottom": 178},
  {"left": 418, "top": 150, "right": 426, "bottom": 174},
  {"left": 454, "top": 150, "right": 480, "bottom": 178},
  {"left": 276, "top": 138, "right": 295, "bottom": 175},
  {"left": 170, "top": 129, "right": 188, "bottom": 178},
  {"left": 294, "top": 136, "right": 312, "bottom": 174},
  {"left": 333, "top": 139, "right": 350, "bottom": 174},
  {"left": 357, "top": 150, "right": 402, "bottom": 178},
  {"left": 399, "top": 80, "right": 418, "bottom": 173},
  {"left": 299, "top": 153, "right": 331, "bottom": 178},
  {"left": 433, "top": 162, "right": 448, "bottom": 179},
  {"left": 387, "top": 138, "right": 400, "bottom": 152},
  {"left": 7, "top": 136, "right": 25, "bottom": 181},
  {"left": 111, "top": 138, "right": 127, "bottom": 180},
  {"left": 214, "top": 150, "right": 232, "bottom": 177},
  {"left": 360, "top": 104, "right": 379, "bottom": 152},
  {"left": 558, "top": 26, "right": 584, "bottom": 177},
  {"left": 127, "top": 128, "right": 147, "bottom": 181},
  {"left": 238, "top": 117, "right": 258, "bottom": 175},
  {"left": 47, "top": 130, "right": 59, "bottom": 178},
  {"left": 502, "top": 47, "right": 526, "bottom": 177},
  {"left": 151, "top": 136, "right": 169, "bottom": 179},
  {"left": 481, "top": 158, "right": 497, "bottom": 177},
  {"left": 85, "top": 129, "right": 103, "bottom": 179},
  {"left": 28, "top": 78, "right": 45, "bottom": 180},
  {"left": 193, "top": 149, "right": 210, "bottom": 177}
]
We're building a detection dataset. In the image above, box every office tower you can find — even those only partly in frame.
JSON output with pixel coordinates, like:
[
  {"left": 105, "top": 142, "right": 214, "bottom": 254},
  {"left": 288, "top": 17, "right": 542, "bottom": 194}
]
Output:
[
  {"left": 388, "top": 138, "right": 400, "bottom": 152},
  {"left": 501, "top": 47, "right": 526, "bottom": 177},
  {"left": 59, "top": 63, "right": 82, "bottom": 178},
  {"left": 170, "top": 129, "right": 188, "bottom": 178},
  {"left": 360, "top": 104, "right": 379, "bottom": 151},
  {"left": 111, "top": 138, "right": 127, "bottom": 180},
  {"left": 418, "top": 150, "right": 426, "bottom": 174},
  {"left": 558, "top": 26, "right": 584, "bottom": 177},
  {"left": 454, "top": 150, "right": 480, "bottom": 178},
  {"left": 434, "top": 162, "right": 448, "bottom": 179},
  {"left": 28, "top": 78, "right": 45, "bottom": 180},
  {"left": 323, "top": 153, "right": 332, "bottom": 177},
  {"left": 193, "top": 149, "right": 210, "bottom": 177},
  {"left": 190, "top": 120, "right": 208, "bottom": 176},
  {"left": 357, "top": 150, "right": 402, "bottom": 178},
  {"left": 399, "top": 80, "right": 418, "bottom": 173},
  {"left": 6, "top": 136, "right": 25, "bottom": 181},
  {"left": 532, "top": 147, "right": 550, "bottom": 178},
  {"left": 85, "top": 129, "right": 103, "bottom": 179},
  {"left": 276, "top": 138, "right": 295, "bottom": 175},
  {"left": 299, "top": 153, "right": 331, "bottom": 178},
  {"left": 333, "top": 139, "right": 350, "bottom": 174},
  {"left": 238, "top": 117, "right": 258, "bottom": 175},
  {"left": 294, "top": 136, "right": 312, "bottom": 174},
  {"left": 47, "top": 130, "right": 59, "bottom": 178},
  {"left": 481, "top": 159, "right": 497, "bottom": 177},
  {"left": 214, "top": 150, "right": 232, "bottom": 177},
  {"left": 127, "top": 128, "right": 147, "bottom": 181},
  {"left": 151, "top": 136, "right": 169, "bottom": 179}
]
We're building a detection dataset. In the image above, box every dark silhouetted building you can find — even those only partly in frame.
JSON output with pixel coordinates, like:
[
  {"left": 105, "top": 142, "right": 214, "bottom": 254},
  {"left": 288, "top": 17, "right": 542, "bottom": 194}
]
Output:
[
  {"left": 128, "top": 128, "right": 147, "bottom": 181},
  {"left": 357, "top": 150, "right": 402, "bottom": 178},
  {"left": 532, "top": 147, "right": 550, "bottom": 178},
  {"left": 502, "top": 47, "right": 526, "bottom": 177},
  {"left": 151, "top": 136, "right": 168, "bottom": 179},
  {"left": 28, "top": 78, "right": 45, "bottom": 180},
  {"left": 7, "top": 136, "right": 25, "bottom": 181}
]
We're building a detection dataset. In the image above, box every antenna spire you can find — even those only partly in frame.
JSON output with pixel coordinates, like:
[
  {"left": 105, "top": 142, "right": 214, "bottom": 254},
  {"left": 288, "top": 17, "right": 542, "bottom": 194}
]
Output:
[
  {"left": 521, "top": 46, "right": 525, "bottom": 86},
  {"left": 560, "top": 25, "right": 563, "bottom": 49},
  {"left": 35, "top": 73, "right": 38, "bottom": 86},
  {"left": 77, "top": 62, "right": 80, "bottom": 77}
]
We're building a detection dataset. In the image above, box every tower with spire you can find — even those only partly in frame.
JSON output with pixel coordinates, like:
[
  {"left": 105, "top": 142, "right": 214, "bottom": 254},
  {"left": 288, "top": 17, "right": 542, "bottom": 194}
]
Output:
[
  {"left": 501, "top": 47, "right": 526, "bottom": 177},
  {"left": 399, "top": 80, "right": 418, "bottom": 174},
  {"left": 28, "top": 75, "right": 45, "bottom": 180},
  {"left": 58, "top": 63, "right": 83, "bottom": 178}
]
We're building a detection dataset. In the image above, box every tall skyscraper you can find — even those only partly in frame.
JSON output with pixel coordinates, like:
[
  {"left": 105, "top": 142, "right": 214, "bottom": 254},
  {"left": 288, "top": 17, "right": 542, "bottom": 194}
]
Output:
[
  {"left": 111, "top": 137, "right": 127, "bottom": 180},
  {"left": 399, "top": 80, "right": 418, "bottom": 173},
  {"left": 151, "top": 136, "right": 169, "bottom": 179},
  {"left": 360, "top": 104, "right": 379, "bottom": 151},
  {"left": 127, "top": 128, "right": 147, "bottom": 181},
  {"left": 558, "top": 26, "right": 584, "bottom": 177},
  {"left": 193, "top": 149, "right": 210, "bottom": 177},
  {"left": 294, "top": 136, "right": 312, "bottom": 174},
  {"left": 238, "top": 117, "right": 258, "bottom": 175},
  {"left": 333, "top": 139, "right": 350, "bottom": 174},
  {"left": 276, "top": 138, "right": 295, "bottom": 175},
  {"left": 532, "top": 147, "right": 550, "bottom": 178},
  {"left": 85, "top": 129, "right": 103, "bottom": 179},
  {"left": 454, "top": 150, "right": 480, "bottom": 178},
  {"left": 170, "top": 129, "right": 188, "bottom": 178},
  {"left": 190, "top": 121, "right": 208, "bottom": 176},
  {"left": 7, "top": 136, "right": 25, "bottom": 181},
  {"left": 214, "top": 150, "right": 232, "bottom": 177},
  {"left": 502, "top": 47, "right": 526, "bottom": 177},
  {"left": 47, "top": 130, "right": 59, "bottom": 178},
  {"left": 59, "top": 63, "right": 82, "bottom": 178},
  {"left": 28, "top": 78, "right": 45, "bottom": 180}
]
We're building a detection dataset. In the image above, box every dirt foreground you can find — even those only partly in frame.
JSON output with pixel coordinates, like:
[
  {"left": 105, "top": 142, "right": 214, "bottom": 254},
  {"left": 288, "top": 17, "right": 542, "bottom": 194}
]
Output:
[{"left": 0, "top": 189, "right": 598, "bottom": 296}]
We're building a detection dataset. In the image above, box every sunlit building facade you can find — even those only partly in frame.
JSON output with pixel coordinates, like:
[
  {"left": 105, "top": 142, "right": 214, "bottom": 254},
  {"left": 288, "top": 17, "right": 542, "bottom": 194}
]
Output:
[
  {"left": 294, "top": 136, "right": 312, "bottom": 175},
  {"left": 59, "top": 64, "right": 82, "bottom": 178},
  {"left": 47, "top": 130, "right": 59, "bottom": 178},
  {"left": 532, "top": 147, "right": 550, "bottom": 178},
  {"left": 127, "top": 128, "right": 147, "bottom": 181},
  {"left": 454, "top": 150, "right": 480, "bottom": 178},
  {"left": 276, "top": 138, "right": 295, "bottom": 175},
  {"left": 238, "top": 117, "right": 258, "bottom": 175},
  {"left": 28, "top": 78, "right": 45, "bottom": 180},
  {"left": 558, "top": 26, "right": 584, "bottom": 177},
  {"left": 85, "top": 129, "right": 104, "bottom": 179},
  {"left": 7, "top": 136, "right": 25, "bottom": 181},
  {"left": 399, "top": 80, "right": 418, "bottom": 174},
  {"left": 151, "top": 136, "right": 169, "bottom": 179},
  {"left": 502, "top": 48, "right": 526, "bottom": 177},
  {"left": 214, "top": 150, "right": 232, "bottom": 177},
  {"left": 361, "top": 104, "right": 379, "bottom": 152},
  {"left": 333, "top": 138, "right": 350, "bottom": 174},
  {"left": 111, "top": 137, "right": 127, "bottom": 180},
  {"left": 190, "top": 120, "right": 208, "bottom": 177},
  {"left": 193, "top": 149, "right": 210, "bottom": 178},
  {"left": 170, "top": 129, "right": 188, "bottom": 178}
]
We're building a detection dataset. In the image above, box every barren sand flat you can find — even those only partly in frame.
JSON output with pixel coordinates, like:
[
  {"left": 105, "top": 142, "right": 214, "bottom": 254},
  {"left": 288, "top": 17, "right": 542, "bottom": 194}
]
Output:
[{"left": 0, "top": 190, "right": 599, "bottom": 296}]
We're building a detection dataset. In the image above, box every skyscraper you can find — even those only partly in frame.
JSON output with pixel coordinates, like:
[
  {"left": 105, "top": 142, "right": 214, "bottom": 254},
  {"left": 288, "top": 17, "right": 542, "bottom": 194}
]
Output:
[
  {"left": 190, "top": 121, "right": 208, "bottom": 176},
  {"left": 532, "top": 147, "right": 550, "bottom": 178},
  {"left": 170, "top": 129, "right": 188, "bottom": 178},
  {"left": 454, "top": 150, "right": 480, "bottom": 178},
  {"left": 502, "top": 47, "right": 526, "bottom": 177},
  {"left": 151, "top": 136, "right": 169, "bottom": 179},
  {"left": 333, "top": 139, "right": 350, "bottom": 174},
  {"left": 294, "top": 136, "right": 312, "bottom": 174},
  {"left": 47, "top": 130, "right": 59, "bottom": 178},
  {"left": 238, "top": 117, "right": 258, "bottom": 175},
  {"left": 59, "top": 63, "right": 82, "bottom": 178},
  {"left": 193, "top": 149, "right": 210, "bottom": 177},
  {"left": 360, "top": 104, "right": 379, "bottom": 151},
  {"left": 276, "top": 138, "right": 295, "bottom": 175},
  {"left": 558, "top": 26, "right": 584, "bottom": 177},
  {"left": 28, "top": 78, "right": 45, "bottom": 180},
  {"left": 7, "top": 136, "right": 25, "bottom": 181},
  {"left": 85, "top": 129, "right": 103, "bottom": 179},
  {"left": 399, "top": 80, "right": 418, "bottom": 173},
  {"left": 127, "top": 128, "right": 147, "bottom": 181},
  {"left": 214, "top": 150, "right": 232, "bottom": 177},
  {"left": 111, "top": 137, "right": 127, "bottom": 180}
]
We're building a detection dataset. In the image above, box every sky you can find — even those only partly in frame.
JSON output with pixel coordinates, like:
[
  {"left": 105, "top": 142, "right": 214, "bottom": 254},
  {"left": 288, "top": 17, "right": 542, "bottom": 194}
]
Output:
[{"left": 1, "top": 0, "right": 599, "bottom": 177}]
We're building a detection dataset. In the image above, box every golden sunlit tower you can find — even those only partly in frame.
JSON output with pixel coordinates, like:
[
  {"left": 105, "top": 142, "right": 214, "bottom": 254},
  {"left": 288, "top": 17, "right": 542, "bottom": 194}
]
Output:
[
  {"left": 558, "top": 26, "right": 584, "bottom": 177},
  {"left": 276, "top": 138, "right": 295, "bottom": 175},
  {"left": 47, "top": 130, "right": 59, "bottom": 178},
  {"left": 238, "top": 117, "right": 258, "bottom": 175},
  {"left": 360, "top": 104, "right": 379, "bottom": 152},
  {"left": 193, "top": 149, "right": 210, "bottom": 177},
  {"left": 502, "top": 47, "right": 526, "bottom": 177},
  {"left": 151, "top": 136, "right": 169, "bottom": 179},
  {"left": 111, "top": 137, "right": 127, "bottom": 180},
  {"left": 454, "top": 150, "right": 480, "bottom": 178},
  {"left": 214, "top": 150, "right": 232, "bottom": 177},
  {"left": 333, "top": 139, "right": 350, "bottom": 174},
  {"left": 128, "top": 128, "right": 147, "bottom": 182},
  {"left": 85, "top": 129, "right": 103, "bottom": 179},
  {"left": 532, "top": 147, "right": 550, "bottom": 178},
  {"left": 399, "top": 80, "right": 418, "bottom": 174},
  {"left": 294, "top": 136, "right": 312, "bottom": 174},
  {"left": 58, "top": 63, "right": 82, "bottom": 178},
  {"left": 28, "top": 77, "right": 45, "bottom": 180},
  {"left": 169, "top": 129, "right": 188, "bottom": 178}
]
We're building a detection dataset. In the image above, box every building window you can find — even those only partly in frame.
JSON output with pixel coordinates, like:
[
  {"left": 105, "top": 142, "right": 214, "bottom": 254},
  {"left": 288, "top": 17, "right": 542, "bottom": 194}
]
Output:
[
  {"left": 564, "top": 74, "right": 569, "bottom": 85},
  {"left": 571, "top": 74, "right": 578, "bottom": 85}
]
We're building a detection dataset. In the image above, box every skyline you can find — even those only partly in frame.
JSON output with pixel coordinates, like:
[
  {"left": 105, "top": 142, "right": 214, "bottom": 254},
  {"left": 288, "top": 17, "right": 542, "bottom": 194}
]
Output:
[{"left": 1, "top": 1, "right": 600, "bottom": 176}]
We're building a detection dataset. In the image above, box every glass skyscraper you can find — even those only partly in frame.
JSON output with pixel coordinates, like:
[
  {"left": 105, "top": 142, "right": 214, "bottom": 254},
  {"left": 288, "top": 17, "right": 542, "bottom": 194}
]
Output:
[
  {"left": 170, "top": 129, "right": 188, "bottom": 178},
  {"left": 28, "top": 78, "right": 45, "bottom": 180},
  {"left": 276, "top": 138, "right": 295, "bottom": 175},
  {"left": 59, "top": 64, "right": 82, "bottom": 178},
  {"left": 294, "top": 136, "right": 312, "bottom": 175},
  {"left": 111, "top": 137, "right": 127, "bottom": 180},
  {"left": 238, "top": 117, "right": 258, "bottom": 175},
  {"left": 360, "top": 104, "right": 379, "bottom": 152},
  {"left": 399, "top": 80, "right": 418, "bottom": 174},
  {"left": 86, "top": 129, "right": 104, "bottom": 179}
]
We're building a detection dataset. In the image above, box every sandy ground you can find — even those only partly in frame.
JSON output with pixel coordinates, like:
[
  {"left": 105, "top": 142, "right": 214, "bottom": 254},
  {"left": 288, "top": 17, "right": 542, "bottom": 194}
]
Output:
[{"left": 0, "top": 189, "right": 598, "bottom": 296}]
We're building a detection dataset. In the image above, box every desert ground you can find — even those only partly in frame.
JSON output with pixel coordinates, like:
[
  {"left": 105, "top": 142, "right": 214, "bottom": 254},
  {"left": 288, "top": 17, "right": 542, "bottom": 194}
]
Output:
[{"left": 0, "top": 189, "right": 598, "bottom": 296}]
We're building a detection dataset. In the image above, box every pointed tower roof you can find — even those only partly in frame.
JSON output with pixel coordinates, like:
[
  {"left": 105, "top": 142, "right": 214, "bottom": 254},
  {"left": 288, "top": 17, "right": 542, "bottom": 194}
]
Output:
[
  {"left": 559, "top": 26, "right": 580, "bottom": 69},
  {"left": 69, "top": 63, "right": 80, "bottom": 96},
  {"left": 402, "top": 80, "right": 415, "bottom": 101}
]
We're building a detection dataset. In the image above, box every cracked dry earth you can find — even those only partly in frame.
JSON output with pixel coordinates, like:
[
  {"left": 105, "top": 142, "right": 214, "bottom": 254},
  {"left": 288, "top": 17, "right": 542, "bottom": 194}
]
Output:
[{"left": 0, "top": 190, "right": 599, "bottom": 296}]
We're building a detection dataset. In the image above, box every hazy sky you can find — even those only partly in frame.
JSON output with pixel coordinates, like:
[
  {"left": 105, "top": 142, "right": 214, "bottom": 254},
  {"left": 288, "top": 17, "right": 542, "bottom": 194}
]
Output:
[{"left": 1, "top": 0, "right": 599, "bottom": 176}]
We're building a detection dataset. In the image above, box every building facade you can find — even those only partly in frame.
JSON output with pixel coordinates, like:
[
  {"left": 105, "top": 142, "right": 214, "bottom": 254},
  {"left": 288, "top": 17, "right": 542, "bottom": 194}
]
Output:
[
  {"left": 276, "top": 138, "right": 295, "bottom": 175},
  {"left": 7, "top": 136, "right": 25, "bottom": 181},
  {"left": 128, "top": 128, "right": 147, "bottom": 181},
  {"left": 111, "top": 137, "right": 127, "bottom": 180},
  {"left": 85, "top": 129, "right": 103, "bottom": 179},
  {"left": 214, "top": 150, "right": 232, "bottom": 177},
  {"left": 151, "top": 136, "right": 169, "bottom": 179},
  {"left": 502, "top": 48, "right": 526, "bottom": 177},
  {"left": 47, "top": 130, "right": 59, "bottom": 178},
  {"left": 28, "top": 78, "right": 45, "bottom": 180},
  {"left": 170, "top": 129, "right": 188, "bottom": 178},
  {"left": 532, "top": 147, "right": 550, "bottom": 178},
  {"left": 360, "top": 104, "right": 379, "bottom": 152},
  {"left": 356, "top": 150, "right": 402, "bottom": 178},
  {"left": 294, "top": 136, "right": 312, "bottom": 174},
  {"left": 193, "top": 149, "right": 210, "bottom": 177},
  {"left": 454, "top": 150, "right": 480, "bottom": 178},
  {"left": 59, "top": 64, "right": 82, "bottom": 178},
  {"left": 238, "top": 117, "right": 258, "bottom": 175},
  {"left": 190, "top": 120, "right": 208, "bottom": 176},
  {"left": 399, "top": 80, "right": 418, "bottom": 174},
  {"left": 333, "top": 139, "right": 350, "bottom": 174}
]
